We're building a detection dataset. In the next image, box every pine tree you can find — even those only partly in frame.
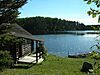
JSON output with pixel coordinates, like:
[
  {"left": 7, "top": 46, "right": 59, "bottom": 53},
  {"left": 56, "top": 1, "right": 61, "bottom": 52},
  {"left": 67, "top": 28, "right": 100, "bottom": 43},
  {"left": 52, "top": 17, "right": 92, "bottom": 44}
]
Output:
[{"left": 0, "top": 0, "right": 27, "bottom": 24}]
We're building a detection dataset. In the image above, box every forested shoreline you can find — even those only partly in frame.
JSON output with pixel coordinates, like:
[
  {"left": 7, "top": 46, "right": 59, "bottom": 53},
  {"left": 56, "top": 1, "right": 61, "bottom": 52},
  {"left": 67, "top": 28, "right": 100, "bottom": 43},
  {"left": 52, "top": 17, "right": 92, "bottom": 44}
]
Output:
[{"left": 16, "top": 16, "right": 100, "bottom": 34}]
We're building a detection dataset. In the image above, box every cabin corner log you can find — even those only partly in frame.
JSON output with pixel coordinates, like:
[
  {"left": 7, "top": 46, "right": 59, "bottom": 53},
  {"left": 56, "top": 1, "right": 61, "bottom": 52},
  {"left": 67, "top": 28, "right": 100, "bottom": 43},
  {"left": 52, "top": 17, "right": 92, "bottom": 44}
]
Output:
[{"left": 0, "top": 23, "right": 44, "bottom": 64}]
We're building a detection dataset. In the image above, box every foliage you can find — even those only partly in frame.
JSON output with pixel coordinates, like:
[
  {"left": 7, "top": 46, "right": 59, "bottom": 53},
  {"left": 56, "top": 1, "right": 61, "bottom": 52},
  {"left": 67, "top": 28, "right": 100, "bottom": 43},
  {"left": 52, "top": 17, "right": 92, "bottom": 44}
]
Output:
[
  {"left": 0, "top": 0, "right": 27, "bottom": 24},
  {"left": 38, "top": 43, "right": 48, "bottom": 60},
  {"left": 85, "top": 25, "right": 100, "bottom": 30},
  {"left": 42, "top": 47, "right": 48, "bottom": 61},
  {"left": 68, "top": 50, "right": 100, "bottom": 60},
  {"left": 89, "top": 38, "right": 100, "bottom": 59},
  {"left": 0, "top": 34, "right": 23, "bottom": 44},
  {"left": 16, "top": 16, "right": 85, "bottom": 34},
  {"left": 0, "top": 34, "right": 23, "bottom": 54},
  {"left": 84, "top": 0, "right": 100, "bottom": 22},
  {"left": 0, "top": 50, "right": 13, "bottom": 71},
  {"left": 88, "top": 26, "right": 100, "bottom": 59},
  {"left": 0, "top": 0, "right": 28, "bottom": 45},
  {"left": 86, "top": 51, "right": 100, "bottom": 59},
  {"left": 0, "top": 23, "right": 12, "bottom": 34}
]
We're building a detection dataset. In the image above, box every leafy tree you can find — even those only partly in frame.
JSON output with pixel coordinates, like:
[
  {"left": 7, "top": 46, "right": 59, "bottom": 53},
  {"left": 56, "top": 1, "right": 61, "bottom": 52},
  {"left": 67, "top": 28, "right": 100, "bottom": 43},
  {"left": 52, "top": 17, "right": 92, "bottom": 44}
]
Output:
[
  {"left": 84, "top": 0, "right": 100, "bottom": 22},
  {"left": 84, "top": 1, "right": 100, "bottom": 72},
  {"left": 0, "top": 0, "right": 27, "bottom": 24}
]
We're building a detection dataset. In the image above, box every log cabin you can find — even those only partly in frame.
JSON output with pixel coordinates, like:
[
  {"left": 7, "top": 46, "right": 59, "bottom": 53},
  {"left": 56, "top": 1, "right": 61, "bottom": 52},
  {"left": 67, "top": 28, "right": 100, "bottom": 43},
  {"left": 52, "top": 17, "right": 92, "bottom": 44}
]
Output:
[{"left": 0, "top": 23, "right": 44, "bottom": 64}]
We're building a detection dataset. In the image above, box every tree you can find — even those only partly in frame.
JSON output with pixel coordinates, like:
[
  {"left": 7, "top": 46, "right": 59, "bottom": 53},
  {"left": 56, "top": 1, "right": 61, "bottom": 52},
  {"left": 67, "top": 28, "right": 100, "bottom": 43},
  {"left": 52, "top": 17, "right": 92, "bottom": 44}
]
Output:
[
  {"left": 16, "top": 16, "right": 85, "bottom": 34},
  {"left": 0, "top": 0, "right": 28, "bottom": 67},
  {"left": 0, "top": 0, "right": 27, "bottom": 24},
  {"left": 84, "top": 0, "right": 100, "bottom": 22},
  {"left": 0, "top": 0, "right": 28, "bottom": 44},
  {"left": 0, "top": 0, "right": 28, "bottom": 34}
]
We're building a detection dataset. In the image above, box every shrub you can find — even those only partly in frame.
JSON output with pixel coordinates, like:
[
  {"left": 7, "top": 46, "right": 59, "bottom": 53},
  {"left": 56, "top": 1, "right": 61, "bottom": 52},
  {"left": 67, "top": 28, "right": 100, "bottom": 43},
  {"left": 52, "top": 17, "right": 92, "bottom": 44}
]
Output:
[
  {"left": 38, "top": 43, "right": 48, "bottom": 60},
  {"left": 0, "top": 50, "right": 14, "bottom": 71},
  {"left": 42, "top": 47, "right": 48, "bottom": 60},
  {"left": 87, "top": 51, "right": 100, "bottom": 60}
]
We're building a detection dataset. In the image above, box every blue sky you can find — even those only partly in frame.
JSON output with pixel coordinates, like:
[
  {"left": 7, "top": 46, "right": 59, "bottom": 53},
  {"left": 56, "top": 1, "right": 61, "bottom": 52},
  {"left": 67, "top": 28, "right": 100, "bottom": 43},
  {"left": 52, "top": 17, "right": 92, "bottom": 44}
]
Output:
[{"left": 19, "top": 0, "right": 100, "bottom": 25}]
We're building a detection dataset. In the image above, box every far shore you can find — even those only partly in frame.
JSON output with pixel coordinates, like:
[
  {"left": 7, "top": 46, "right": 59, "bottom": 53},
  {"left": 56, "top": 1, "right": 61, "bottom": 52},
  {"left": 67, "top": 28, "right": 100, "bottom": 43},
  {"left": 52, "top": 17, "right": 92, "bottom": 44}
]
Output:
[{"left": 33, "top": 30, "right": 100, "bottom": 35}]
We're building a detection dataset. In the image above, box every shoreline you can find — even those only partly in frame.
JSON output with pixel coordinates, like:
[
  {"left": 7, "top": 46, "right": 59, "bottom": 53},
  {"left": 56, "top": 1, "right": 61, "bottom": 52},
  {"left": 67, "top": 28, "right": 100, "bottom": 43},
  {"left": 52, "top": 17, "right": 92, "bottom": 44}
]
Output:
[{"left": 33, "top": 30, "right": 100, "bottom": 35}]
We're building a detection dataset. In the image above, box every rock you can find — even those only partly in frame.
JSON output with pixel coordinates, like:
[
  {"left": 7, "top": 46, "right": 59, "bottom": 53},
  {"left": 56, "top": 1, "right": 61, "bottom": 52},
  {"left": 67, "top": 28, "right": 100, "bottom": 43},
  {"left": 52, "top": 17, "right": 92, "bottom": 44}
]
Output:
[{"left": 81, "top": 62, "right": 93, "bottom": 73}]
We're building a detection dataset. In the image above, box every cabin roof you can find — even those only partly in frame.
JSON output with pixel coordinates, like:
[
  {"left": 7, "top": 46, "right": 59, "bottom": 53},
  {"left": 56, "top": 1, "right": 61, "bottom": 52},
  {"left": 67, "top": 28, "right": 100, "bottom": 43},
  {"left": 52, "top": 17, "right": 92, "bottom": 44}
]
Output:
[{"left": 1, "top": 23, "right": 44, "bottom": 41}]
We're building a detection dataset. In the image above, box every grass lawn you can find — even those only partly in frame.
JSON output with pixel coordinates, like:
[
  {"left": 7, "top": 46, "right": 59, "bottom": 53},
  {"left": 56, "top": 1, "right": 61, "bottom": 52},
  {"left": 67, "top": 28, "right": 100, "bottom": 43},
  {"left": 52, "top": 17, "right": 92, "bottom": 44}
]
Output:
[{"left": 0, "top": 55, "right": 100, "bottom": 75}]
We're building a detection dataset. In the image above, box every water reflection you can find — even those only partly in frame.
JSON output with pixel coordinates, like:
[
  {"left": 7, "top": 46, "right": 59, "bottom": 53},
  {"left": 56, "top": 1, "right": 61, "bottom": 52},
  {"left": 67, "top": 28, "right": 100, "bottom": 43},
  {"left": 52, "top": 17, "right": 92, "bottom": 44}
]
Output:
[
  {"left": 34, "top": 32, "right": 100, "bottom": 57},
  {"left": 83, "top": 34, "right": 98, "bottom": 37}
]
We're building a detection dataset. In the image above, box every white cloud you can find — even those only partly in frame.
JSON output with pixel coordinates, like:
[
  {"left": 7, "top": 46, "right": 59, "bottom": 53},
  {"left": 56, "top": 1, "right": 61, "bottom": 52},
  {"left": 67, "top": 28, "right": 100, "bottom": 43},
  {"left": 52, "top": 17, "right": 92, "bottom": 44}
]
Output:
[{"left": 66, "top": 18, "right": 100, "bottom": 25}]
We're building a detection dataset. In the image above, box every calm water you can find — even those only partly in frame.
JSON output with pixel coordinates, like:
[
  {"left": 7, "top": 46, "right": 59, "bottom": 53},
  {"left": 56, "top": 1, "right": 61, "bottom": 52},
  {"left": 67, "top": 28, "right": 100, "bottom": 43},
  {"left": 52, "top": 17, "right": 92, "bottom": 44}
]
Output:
[{"left": 34, "top": 33, "right": 99, "bottom": 57}]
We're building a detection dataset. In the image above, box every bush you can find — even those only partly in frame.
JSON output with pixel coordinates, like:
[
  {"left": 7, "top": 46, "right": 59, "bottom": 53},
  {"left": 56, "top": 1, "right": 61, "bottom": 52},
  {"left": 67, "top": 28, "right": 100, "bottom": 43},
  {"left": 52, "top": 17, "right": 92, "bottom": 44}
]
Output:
[
  {"left": 38, "top": 44, "right": 48, "bottom": 60},
  {"left": 0, "top": 50, "right": 14, "bottom": 70},
  {"left": 87, "top": 51, "right": 100, "bottom": 60},
  {"left": 42, "top": 47, "right": 48, "bottom": 60}
]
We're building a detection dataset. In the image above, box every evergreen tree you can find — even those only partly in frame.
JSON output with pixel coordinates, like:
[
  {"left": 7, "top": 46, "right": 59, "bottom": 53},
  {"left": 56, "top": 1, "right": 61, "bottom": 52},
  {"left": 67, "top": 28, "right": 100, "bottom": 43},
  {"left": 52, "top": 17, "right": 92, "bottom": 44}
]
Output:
[
  {"left": 0, "top": 0, "right": 27, "bottom": 24},
  {"left": 0, "top": 0, "right": 28, "bottom": 67}
]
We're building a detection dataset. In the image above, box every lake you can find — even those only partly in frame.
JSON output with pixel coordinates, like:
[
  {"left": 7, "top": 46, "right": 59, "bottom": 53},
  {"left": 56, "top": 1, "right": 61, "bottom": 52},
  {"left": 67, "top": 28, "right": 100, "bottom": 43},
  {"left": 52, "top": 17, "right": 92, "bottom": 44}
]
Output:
[{"left": 34, "top": 31, "right": 100, "bottom": 57}]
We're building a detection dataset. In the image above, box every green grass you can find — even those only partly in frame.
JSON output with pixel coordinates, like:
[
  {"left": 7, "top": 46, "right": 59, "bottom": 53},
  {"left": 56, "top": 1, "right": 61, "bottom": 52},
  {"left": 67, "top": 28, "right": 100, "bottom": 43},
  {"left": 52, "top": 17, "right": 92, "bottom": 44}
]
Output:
[{"left": 0, "top": 55, "right": 100, "bottom": 75}]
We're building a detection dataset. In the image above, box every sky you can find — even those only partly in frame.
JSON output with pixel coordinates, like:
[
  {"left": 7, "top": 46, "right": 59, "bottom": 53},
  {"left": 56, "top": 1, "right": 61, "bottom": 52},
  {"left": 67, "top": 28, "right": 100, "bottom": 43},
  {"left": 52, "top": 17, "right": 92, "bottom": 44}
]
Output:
[{"left": 19, "top": 0, "right": 100, "bottom": 25}]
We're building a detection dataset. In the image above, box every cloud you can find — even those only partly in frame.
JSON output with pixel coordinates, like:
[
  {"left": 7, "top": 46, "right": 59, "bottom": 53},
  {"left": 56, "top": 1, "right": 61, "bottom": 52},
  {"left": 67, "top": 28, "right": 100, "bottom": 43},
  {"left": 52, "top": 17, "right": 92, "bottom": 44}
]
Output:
[{"left": 66, "top": 18, "right": 100, "bottom": 25}]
